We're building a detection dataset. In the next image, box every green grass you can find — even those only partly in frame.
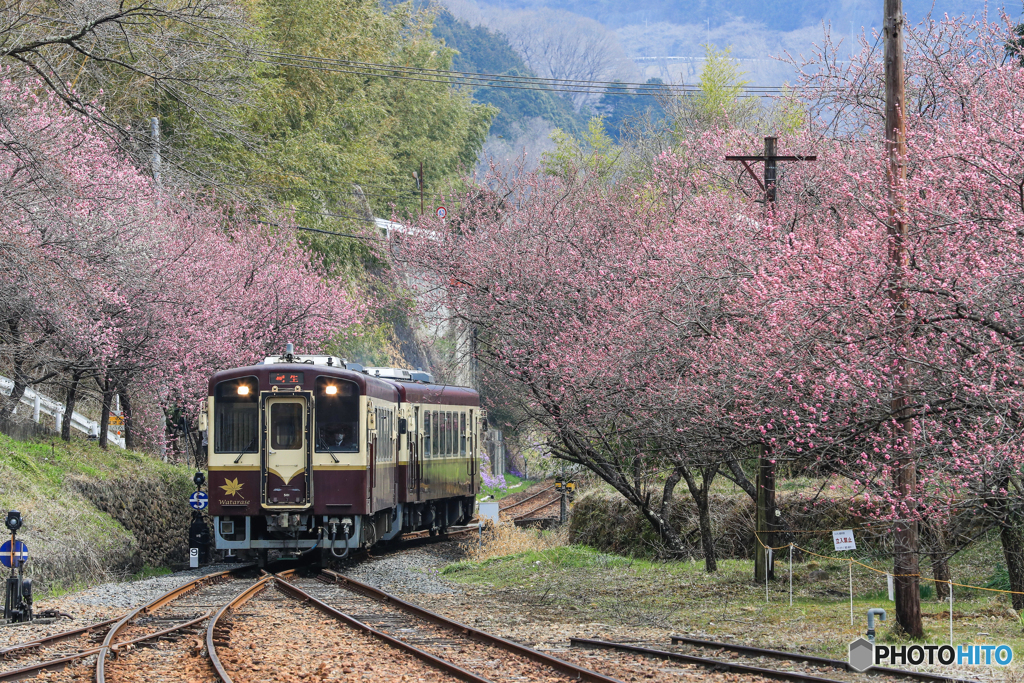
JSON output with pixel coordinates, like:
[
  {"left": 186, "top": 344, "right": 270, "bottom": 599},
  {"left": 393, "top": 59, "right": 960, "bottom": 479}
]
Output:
[
  {"left": 443, "top": 539, "right": 1024, "bottom": 662},
  {"left": 0, "top": 431, "right": 194, "bottom": 595},
  {"left": 478, "top": 474, "right": 535, "bottom": 501},
  {"left": 0, "top": 432, "right": 180, "bottom": 493}
]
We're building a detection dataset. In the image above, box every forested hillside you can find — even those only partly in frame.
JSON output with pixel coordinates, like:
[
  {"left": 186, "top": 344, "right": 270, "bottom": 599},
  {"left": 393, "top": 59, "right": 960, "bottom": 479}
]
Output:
[{"left": 432, "top": 10, "right": 586, "bottom": 140}]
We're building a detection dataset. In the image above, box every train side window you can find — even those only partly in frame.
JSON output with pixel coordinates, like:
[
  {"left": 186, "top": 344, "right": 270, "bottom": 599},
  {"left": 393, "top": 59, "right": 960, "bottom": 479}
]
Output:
[
  {"left": 314, "top": 377, "right": 359, "bottom": 453},
  {"left": 443, "top": 412, "right": 450, "bottom": 456},
  {"left": 424, "top": 412, "right": 431, "bottom": 458},
  {"left": 460, "top": 413, "right": 466, "bottom": 457},
  {"left": 444, "top": 413, "right": 452, "bottom": 456},
  {"left": 448, "top": 412, "right": 454, "bottom": 456},
  {"left": 214, "top": 377, "right": 258, "bottom": 453},
  {"left": 432, "top": 411, "right": 439, "bottom": 458}
]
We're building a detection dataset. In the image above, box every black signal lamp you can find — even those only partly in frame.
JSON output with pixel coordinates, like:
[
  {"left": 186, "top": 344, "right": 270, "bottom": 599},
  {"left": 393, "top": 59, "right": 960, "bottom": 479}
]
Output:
[
  {"left": 5, "top": 510, "right": 22, "bottom": 533},
  {"left": 193, "top": 471, "right": 206, "bottom": 489}
]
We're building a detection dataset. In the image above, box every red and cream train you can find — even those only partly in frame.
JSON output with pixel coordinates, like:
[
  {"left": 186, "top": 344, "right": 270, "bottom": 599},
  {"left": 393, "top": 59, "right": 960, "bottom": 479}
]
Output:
[{"left": 203, "top": 346, "right": 482, "bottom": 563}]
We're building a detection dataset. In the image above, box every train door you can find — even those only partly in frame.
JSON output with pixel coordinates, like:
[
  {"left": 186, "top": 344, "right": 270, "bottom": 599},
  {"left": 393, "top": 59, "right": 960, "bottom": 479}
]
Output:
[
  {"left": 410, "top": 407, "right": 421, "bottom": 500},
  {"left": 263, "top": 396, "right": 310, "bottom": 507}
]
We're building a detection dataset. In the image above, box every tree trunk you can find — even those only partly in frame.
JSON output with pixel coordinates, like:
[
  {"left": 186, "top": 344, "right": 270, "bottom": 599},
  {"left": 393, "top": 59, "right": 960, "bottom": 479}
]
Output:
[
  {"left": 921, "top": 520, "right": 950, "bottom": 601},
  {"left": 1000, "top": 519, "right": 1024, "bottom": 611},
  {"left": 680, "top": 464, "right": 719, "bottom": 572},
  {"left": 121, "top": 389, "right": 134, "bottom": 450},
  {"left": 61, "top": 371, "right": 84, "bottom": 441},
  {"left": 1, "top": 321, "right": 27, "bottom": 421},
  {"left": 98, "top": 375, "right": 114, "bottom": 450}
]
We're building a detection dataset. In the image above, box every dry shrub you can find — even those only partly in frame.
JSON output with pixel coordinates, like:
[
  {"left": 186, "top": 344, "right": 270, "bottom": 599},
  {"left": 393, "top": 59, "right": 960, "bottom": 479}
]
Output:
[{"left": 462, "top": 521, "right": 569, "bottom": 562}]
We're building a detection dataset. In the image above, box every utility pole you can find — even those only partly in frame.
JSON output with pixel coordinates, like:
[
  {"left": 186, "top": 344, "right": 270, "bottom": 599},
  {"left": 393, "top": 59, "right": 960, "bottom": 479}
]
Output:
[
  {"left": 726, "top": 138, "right": 816, "bottom": 583},
  {"left": 419, "top": 161, "right": 425, "bottom": 216},
  {"left": 884, "top": 0, "right": 923, "bottom": 638}
]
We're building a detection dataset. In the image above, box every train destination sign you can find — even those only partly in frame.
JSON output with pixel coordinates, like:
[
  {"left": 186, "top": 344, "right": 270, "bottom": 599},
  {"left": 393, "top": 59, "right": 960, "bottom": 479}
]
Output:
[
  {"left": 0, "top": 539, "right": 28, "bottom": 568},
  {"left": 270, "top": 372, "right": 304, "bottom": 385}
]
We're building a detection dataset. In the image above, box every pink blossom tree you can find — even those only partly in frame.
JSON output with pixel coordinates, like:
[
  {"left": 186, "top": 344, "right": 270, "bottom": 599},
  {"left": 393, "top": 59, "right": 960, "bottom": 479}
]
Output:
[
  {"left": 0, "top": 76, "right": 361, "bottom": 451},
  {"left": 396, "top": 17, "right": 1024, "bottom": 608}
]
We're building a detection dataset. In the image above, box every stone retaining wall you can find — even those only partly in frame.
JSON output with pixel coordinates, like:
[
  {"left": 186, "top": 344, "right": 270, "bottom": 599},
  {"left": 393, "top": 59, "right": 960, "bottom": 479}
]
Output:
[{"left": 70, "top": 473, "right": 203, "bottom": 569}]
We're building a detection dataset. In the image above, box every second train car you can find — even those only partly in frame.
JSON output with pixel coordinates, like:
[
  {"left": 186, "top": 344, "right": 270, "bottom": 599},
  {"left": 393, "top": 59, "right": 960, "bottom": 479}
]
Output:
[{"left": 204, "top": 346, "right": 482, "bottom": 563}]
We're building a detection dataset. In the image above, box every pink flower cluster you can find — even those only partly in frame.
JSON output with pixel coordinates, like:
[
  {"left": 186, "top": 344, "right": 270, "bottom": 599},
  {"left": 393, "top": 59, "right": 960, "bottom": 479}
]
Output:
[
  {"left": 0, "top": 76, "right": 360, "bottom": 445},
  {"left": 397, "top": 16, "right": 1024, "bottom": 530}
]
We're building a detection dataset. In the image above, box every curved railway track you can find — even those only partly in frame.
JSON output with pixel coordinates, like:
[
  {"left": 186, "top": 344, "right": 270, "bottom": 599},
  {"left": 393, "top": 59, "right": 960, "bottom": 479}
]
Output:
[
  {"left": 0, "top": 566, "right": 258, "bottom": 682},
  {"left": 310, "top": 569, "right": 626, "bottom": 683},
  {"left": 564, "top": 638, "right": 981, "bottom": 683},
  {"left": 497, "top": 485, "right": 555, "bottom": 515}
]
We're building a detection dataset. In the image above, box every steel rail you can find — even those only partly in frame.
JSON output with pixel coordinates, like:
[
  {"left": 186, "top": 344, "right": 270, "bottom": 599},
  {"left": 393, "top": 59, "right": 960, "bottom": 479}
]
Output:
[
  {"left": 571, "top": 637, "right": 851, "bottom": 683},
  {"left": 511, "top": 496, "right": 560, "bottom": 521},
  {"left": 206, "top": 574, "right": 274, "bottom": 682},
  {"left": 0, "top": 617, "right": 120, "bottom": 658},
  {"left": 95, "top": 566, "right": 247, "bottom": 683},
  {"left": 669, "top": 635, "right": 981, "bottom": 683},
  {"left": 273, "top": 574, "right": 494, "bottom": 683},
  {"left": 204, "top": 569, "right": 297, "bottom": 680},
  {"left": 321, "top": 569, "right": 626, "bottom": 683},
  {"left": 498, "top": 485, "right": 555, "bottom": 511},
  {"left": 0, "top": 612, "right": 211, "bottom": 681}
]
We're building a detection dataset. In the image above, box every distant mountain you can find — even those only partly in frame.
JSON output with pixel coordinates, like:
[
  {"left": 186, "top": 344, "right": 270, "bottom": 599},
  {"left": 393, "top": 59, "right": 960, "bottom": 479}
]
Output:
[
  {"left": 432, "top": 10, "right": 588, "bottom": 139},
  {"left": 470, "top": 0, "right": 1000, "bottom": 33}
]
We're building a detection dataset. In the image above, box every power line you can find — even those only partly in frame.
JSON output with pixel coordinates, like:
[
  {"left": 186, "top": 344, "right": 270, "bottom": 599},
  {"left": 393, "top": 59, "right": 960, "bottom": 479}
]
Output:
[
  {"left": 253, "top": 47, "right": 792, "bottom": 93},
  {"left": 248, "top": 55, "right": 786, "bottom": 98},
  {"left": 171, "top": 37, "right": 796, "bottom": 98}
]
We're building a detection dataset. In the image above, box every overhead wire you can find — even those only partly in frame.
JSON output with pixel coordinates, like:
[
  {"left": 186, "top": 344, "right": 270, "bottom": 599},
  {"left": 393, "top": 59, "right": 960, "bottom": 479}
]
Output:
[
  {"left": 143, "top": 37, "right": 801, "bottom": 237},
  {"left": 170, "top": 37, "right": 797, "bottom": 98}
]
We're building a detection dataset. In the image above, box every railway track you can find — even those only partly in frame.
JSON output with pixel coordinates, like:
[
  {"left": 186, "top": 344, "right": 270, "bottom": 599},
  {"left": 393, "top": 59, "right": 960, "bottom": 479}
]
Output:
[
  {"left": 497, "top": 485, "right": 555, "bottom": 516},
  {"left": 561, "top": 638, "right": 981, "bottom": 683},
  {"left": 302, "top": 568, "right": 627, "bottom": 683},
  {"left": 0, "top": 566, "right": 259, "bottom": 682}
]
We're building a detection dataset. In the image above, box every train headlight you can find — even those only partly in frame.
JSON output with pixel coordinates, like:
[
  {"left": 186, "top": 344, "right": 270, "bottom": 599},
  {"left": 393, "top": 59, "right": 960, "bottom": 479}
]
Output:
[
  {"left": 237, "top": 385, "right": 250, "bottom": 396},
  {"left": 325, "top": 385, "right": 337, "bottom": 396}
]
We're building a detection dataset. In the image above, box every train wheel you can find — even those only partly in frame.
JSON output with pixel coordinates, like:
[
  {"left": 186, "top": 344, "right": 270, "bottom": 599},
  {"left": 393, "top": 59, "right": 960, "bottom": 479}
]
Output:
[{"left": 428, "top": 528, "right": 438, "bottom": 537}]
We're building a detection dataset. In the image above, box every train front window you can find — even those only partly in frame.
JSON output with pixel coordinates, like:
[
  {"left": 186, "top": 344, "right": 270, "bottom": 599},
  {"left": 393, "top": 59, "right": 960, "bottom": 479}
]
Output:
[
  {"left": 214, "top": 377, "right": 258, "bottom": 453},
  {"left": 270, "top": 403, "right": 303, "bottom": 450},
  {"left": 315, "top": 377, "right": 359, "bottom": 453}
]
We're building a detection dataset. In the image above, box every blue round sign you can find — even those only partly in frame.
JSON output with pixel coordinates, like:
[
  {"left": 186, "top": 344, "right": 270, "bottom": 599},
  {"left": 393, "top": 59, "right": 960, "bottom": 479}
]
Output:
[
  {"left": 0, "top": 540, "right": 28, "bottom": 568},
  {"left": 189, "top": 491, "right": 209, "bottom": 511}
]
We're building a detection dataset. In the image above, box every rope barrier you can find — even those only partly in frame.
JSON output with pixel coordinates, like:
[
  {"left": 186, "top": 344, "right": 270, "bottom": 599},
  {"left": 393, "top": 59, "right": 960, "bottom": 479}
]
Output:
[{"left": 751, "top": 530, "right": 1024, "bottom": 595}]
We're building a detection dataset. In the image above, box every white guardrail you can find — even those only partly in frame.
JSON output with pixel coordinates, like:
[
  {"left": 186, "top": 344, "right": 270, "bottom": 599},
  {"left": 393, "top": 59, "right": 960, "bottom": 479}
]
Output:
[{"left": 0, "top": 376, "right": 125, "bottom": 448}]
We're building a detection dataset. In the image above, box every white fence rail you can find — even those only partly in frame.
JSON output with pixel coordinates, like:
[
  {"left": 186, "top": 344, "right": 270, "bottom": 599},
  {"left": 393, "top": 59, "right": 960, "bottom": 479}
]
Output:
[{"left": 0, "top": 376, "right": 125, "bottom": 448}]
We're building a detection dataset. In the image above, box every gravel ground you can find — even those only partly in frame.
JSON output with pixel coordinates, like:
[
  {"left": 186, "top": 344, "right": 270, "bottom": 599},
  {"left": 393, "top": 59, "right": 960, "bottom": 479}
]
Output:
[
  {"left": 69, "top": 562, "right": 242, "bottom": 609},
  {"left": 222, "top": 587, "right": 460, "bottom": 682},
  {"left": 341, "top": 545, "right": 466, "bottom": 595}
]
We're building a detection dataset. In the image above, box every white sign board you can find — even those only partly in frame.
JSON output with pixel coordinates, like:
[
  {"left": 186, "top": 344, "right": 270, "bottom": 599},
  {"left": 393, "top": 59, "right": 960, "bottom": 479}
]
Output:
[
  {"left": 833, "top": 530, "right": 856, "bottom": 551},
  {"left": 189, "top": 547, "right": 199, "bottom": 568},
  {"left": 478, "top": 501, "right": 500, "bottom": 524}
]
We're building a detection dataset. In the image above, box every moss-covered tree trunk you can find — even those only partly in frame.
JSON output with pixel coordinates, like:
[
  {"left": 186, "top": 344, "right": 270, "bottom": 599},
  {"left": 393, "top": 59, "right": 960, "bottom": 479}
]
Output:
[{"left": 1000, "top": 520, "right": 1024, "bottom": 611}]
